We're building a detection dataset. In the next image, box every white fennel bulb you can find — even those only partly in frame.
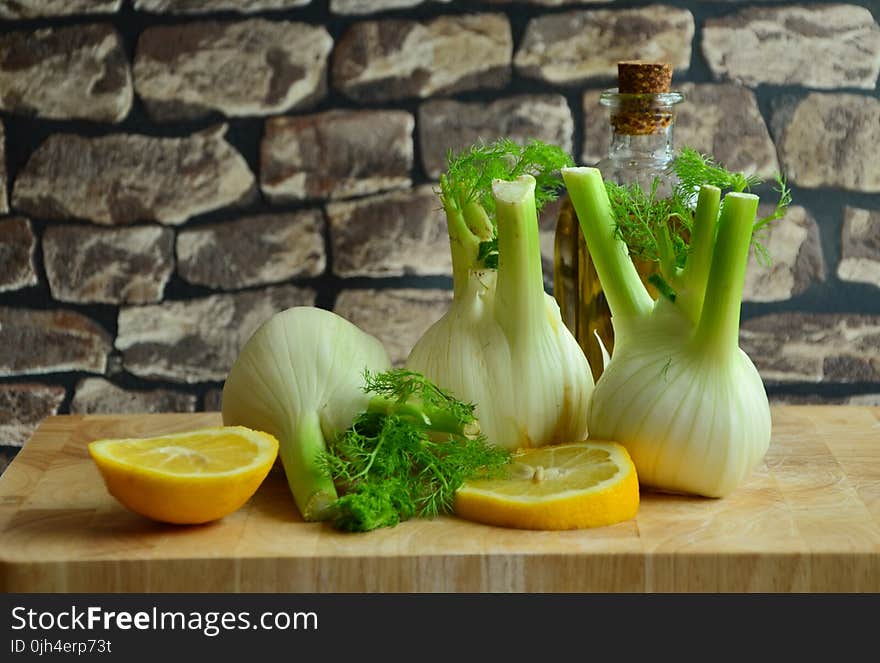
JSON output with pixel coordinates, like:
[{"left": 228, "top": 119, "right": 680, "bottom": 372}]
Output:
[
  {"left": 588, "top": 299, "right": 770, "bottom": 497},
  {"left": 408, "top": 265, "right": 592, "bottom": 451},
  {"left": 222, "top": 306, "right": 391, "bottom": 520},
  {"left": 406, "top": 141, "right": 593, "bottom": 450},
  {"left": 563, "top": 167, "right": 772, "bottom": 497}
]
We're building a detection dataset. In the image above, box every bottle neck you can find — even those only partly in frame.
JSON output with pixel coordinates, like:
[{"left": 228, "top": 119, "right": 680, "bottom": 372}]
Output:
[
  {"left": 597, "top": 89, "right": 684, "bottom": 182},
  {"left": 607, "top": 123, "right": 675, "bottom": 169}
]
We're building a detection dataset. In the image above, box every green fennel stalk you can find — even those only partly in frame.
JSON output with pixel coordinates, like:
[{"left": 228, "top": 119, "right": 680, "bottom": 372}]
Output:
[
  {"left": 606, "top": 147, "right": 791, "bottom": 301},
  {"left": 439, "top": 138, "right": 573, "bottom": 294},
  {"left": 285, "top": 410, "right": 339, "bottom": 519},
  {"left": 565, "top": 168, "right": 756, "bottom": 334},
  {"left": 692, "top": 192, "right": 758, "bottom": 356}
]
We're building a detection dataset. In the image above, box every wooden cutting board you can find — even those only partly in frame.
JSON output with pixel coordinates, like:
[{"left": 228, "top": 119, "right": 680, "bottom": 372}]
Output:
[{"left": 1, "top": 406, "right": 878, "bottom": 593}]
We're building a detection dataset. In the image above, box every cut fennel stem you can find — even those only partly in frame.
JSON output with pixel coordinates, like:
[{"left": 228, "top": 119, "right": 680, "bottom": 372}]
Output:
[{"left": 562, "top": 167, "right": 771, "bottom": 498}]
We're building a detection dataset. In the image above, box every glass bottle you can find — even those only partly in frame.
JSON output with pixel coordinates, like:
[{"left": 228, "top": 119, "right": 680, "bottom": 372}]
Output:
[{"left": 554, "top": 69, "right": 684, "bottom": 382}]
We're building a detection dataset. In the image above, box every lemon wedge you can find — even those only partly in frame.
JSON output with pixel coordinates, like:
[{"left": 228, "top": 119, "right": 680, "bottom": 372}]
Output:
[
  {"left": 454, "top": 441, "right": 639, "bottom": 530},
  {"left": 89, "top": 426, "right": 278, "bottom": 525}
]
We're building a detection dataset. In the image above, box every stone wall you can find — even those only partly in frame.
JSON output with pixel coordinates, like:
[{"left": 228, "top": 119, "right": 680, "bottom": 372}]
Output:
[{"left": 1, "top": 0, "right": 879, "bottom": 472}]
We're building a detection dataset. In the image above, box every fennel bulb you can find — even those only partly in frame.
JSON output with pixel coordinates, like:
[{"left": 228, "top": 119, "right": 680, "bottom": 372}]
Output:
[
  {"left": 407, "top": 141, "right": 593, "bottom": 450},
  {"left": 221, "top": 306, "right": 391, "bottom": 520},
  {"left": 563, "top": 167, "right": 771, "bottom": 497}
]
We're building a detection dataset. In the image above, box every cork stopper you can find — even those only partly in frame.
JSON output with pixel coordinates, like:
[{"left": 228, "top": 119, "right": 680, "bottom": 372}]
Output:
[
  {"left": 617, "top": 61, "right": 673, "bottom": 94},
  {"left": 610, "top": 61, "right": 676, "bottom": 136}
]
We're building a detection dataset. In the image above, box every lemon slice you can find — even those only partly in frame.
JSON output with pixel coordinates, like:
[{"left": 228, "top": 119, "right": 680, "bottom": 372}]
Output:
[
  {"left": 89, "top": 426, "right": 278, "bottom": 525},
  {"left": 454, "top": 441, "right": 639, "bottom": 530}
]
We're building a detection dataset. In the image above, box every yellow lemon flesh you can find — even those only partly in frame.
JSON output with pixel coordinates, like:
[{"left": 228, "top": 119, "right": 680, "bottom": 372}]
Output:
[
  {"left": 454, "top": 441, "right": 639, "bottom": 530},
  {"left": 89, "top": 427, "right": 279, "bottom": 525}
]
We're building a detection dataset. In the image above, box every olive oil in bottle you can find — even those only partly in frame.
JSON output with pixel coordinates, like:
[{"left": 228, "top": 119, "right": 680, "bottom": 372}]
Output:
[{"left": 554, "top": 61, "right": 684, "bottom": 381}]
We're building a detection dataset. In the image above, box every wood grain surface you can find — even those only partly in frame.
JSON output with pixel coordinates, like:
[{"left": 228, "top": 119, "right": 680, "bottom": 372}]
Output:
[{"left": 0, "top": 406, "right": 878, "bottom": 592}]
